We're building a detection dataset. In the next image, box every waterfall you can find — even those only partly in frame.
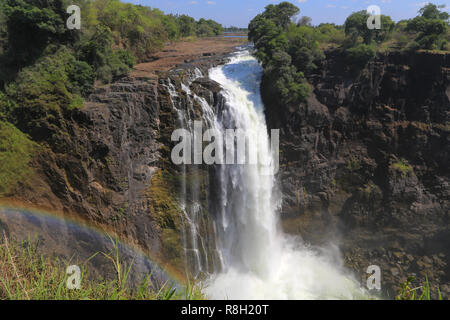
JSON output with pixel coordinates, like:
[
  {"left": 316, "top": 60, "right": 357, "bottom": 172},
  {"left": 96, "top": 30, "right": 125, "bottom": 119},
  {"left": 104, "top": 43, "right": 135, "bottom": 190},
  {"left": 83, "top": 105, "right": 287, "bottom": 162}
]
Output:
[
  {"left": 201, "top": 49, "right": 368, "bottom": 299},
  {"left": 166, "top": 68, "right": 219, "bottom": 277}
]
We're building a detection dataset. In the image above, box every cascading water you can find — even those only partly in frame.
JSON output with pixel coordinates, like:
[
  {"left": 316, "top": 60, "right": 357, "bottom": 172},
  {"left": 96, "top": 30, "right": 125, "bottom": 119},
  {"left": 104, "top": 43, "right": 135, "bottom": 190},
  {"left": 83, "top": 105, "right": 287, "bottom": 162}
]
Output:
[
  {"left": 201, "top": 49, "right": 368, "bottom": 299},
  {"left": 166, "top": 68, "right": 219, "bottom": 277}
]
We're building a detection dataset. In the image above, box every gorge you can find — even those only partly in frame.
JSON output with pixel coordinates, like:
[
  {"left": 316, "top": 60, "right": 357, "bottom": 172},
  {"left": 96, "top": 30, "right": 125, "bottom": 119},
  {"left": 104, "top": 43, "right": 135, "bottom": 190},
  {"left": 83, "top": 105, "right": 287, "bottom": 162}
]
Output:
[{"left": 1, "top": 42, "right": 448, "bottom": 299}]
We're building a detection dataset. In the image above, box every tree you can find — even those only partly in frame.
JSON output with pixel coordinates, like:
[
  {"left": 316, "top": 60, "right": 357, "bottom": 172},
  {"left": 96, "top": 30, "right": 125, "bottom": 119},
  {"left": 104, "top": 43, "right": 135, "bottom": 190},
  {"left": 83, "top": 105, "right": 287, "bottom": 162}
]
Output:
[
  {"left": 3, "top": 0, "right": 77, "bottom": 67},
  {"left": 344, "top": 11, "right": 394, "bottom": 45},
  {"left": 249, "top": 16, "right": 285, "bottom": 65},
  {"left": 419, "top": 3, "right": 449, "bottom": 21},
  {"left": 286, "top": 25, "right": 324, "bottom": 72},
  {"left": 259, "top": 2, "right": 300, "bottom": 30},
  {"left": 345, "top": 44, "right": 376, "bottom": 68},
  {"left": 297, "top": 16, "right": 312, "bottom": 27},
  {"left": 163, "top": 14, "right": 181, "bottom": 40},
  {"left": 265, "top": 51, "right": 310, "bottom": 106},
  {"left": 406, "top": 3, "right": 449, "bottom": 49},
  {"left": 177, "top": 15, "right": 196, "bottom": 37}
]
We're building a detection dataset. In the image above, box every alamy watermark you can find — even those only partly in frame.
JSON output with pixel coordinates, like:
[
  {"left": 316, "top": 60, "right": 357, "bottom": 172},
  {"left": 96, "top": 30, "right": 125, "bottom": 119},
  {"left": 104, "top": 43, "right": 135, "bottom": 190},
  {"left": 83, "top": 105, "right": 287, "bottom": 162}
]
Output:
[
  {"left": 66, "top": 5, "right": 81, "bottom": 30},
  {"left": 171, "top": 121, "right": 280, "bottom": 175},
  {"left": 366, "top": 265, "right": 382, "bottom": 290},
  {"left": 367, "top": 5, "right": 382, "bottom": 30},
  {"left": 66, "top": 265, "right": 81, "bottom": 290}
]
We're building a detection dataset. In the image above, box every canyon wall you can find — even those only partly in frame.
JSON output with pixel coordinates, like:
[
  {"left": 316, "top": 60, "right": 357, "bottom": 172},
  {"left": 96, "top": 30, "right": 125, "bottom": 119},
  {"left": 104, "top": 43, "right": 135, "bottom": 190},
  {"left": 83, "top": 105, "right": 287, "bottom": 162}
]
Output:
[
  {"left": 0, "top": 54, "right": 229, "bottom": 280},
  {"left": 263, "top": 50, "right": 450, "bottom": 297}
]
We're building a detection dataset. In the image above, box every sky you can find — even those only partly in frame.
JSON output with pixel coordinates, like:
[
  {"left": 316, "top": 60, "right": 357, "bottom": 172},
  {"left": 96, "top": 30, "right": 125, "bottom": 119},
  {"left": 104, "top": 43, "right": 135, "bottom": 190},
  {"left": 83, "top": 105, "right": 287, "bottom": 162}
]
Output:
[{"left": 124, "top": 0, "right": 450, "bottom": 28}]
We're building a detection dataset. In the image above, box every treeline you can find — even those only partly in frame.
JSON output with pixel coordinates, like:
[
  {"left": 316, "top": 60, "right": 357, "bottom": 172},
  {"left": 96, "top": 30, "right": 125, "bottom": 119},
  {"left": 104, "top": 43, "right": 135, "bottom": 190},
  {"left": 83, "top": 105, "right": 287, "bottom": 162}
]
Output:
[
  {"left": 224, "top": 26, "right": 248, "bottom": 33},
  {"left": 0, "top": 0, "right": 223, "bottom": 140},
  {"left": 249, "top": 2, "right": 450, "bottom": 107}
]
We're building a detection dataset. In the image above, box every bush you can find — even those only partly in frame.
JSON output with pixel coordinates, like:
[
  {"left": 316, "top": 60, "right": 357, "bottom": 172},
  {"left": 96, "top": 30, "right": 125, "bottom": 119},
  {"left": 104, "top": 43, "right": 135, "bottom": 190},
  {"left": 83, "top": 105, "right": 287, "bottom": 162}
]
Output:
[
  {"left": 406, "top": 4, "right": 449, "bottom": 50},
  {"left": 2, "top": 49, "right": 85, "bottom": 134},
  {"left": 286, "top": 25, "right": 325, "bottom": 72},
  {"left": 344, "top": 11, "right": 395, "bottom": 45},
  {"left": 265, "top": 51, "right": 310, "bottom": 106},
  {"left": 67, "top": 60, "right": 95, "bottom": 96},
  {"left": 0, "top": 121, "right": 38, "bottom": 196},
  {"left": 77, "top": 26, "right": 134, "bottom": 83},
  {"left": 345, "top": 44, "right": 376, "bottom": 68}
]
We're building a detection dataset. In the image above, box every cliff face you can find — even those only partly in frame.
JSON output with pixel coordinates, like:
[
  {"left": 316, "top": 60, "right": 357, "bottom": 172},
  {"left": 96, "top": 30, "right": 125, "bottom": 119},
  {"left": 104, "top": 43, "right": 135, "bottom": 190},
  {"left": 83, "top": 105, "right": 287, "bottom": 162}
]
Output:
[
  {"left": 263, "top": 50, "right": 450, "bottom": 297},
  {"left": 1, "top": 54, "right": 228, "bottom": 279}
]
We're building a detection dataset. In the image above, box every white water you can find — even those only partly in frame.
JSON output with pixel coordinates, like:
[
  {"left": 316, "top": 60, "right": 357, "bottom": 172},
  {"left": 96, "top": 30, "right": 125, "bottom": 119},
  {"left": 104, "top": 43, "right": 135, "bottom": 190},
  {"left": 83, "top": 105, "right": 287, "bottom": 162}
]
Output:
[{"left": 203, "top": 50, "right": 368, "bottom": 300}]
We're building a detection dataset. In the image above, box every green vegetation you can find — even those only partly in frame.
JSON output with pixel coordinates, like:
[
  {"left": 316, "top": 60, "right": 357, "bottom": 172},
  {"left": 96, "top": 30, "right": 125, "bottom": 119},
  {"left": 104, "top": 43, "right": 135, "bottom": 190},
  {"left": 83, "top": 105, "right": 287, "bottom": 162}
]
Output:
[
  {"left": 0, "top": 0, "right": 224, "bottom": 85},
  {"left": 249, "top": 2, "right": 322, "bottom": 106},
  {"left": 345, "top": 44, "right": 376, "bottom": 68},
  {"left": 224, "top": 26, "right": 248, "bottom": 33},
  {"left": 390, "top": 158, "right": 413, "bottom": 178},
  {"left": 0, "top": 234, "right": 204, "bottom": 300},
  {"left": 396, "top": 276, "right": 443, "bottom": 300},
  {"left": 0, "top": 121, "right": 38, "bottom": 196},
  {"left": 249, "top": 2, "right": 449, "bottom": 107},
  {"left": 406, "top": 3, "right": 449, "bottom": 50},
  {"left": 0, "top": 0, "right": 224, "bottom": 195},
  {"left": 344, "top": 11, "right": 395, "bottom": 45}
]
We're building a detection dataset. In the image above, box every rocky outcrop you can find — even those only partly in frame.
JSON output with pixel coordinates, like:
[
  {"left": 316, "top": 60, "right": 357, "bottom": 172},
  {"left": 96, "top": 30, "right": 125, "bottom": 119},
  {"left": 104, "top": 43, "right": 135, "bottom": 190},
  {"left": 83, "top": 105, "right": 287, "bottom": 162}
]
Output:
[
  {"left": 0, "top": 53, "right": 231, "bottom": 280},
  {"left": 263, "top": 49, "right": 450, "bottom": 298}
]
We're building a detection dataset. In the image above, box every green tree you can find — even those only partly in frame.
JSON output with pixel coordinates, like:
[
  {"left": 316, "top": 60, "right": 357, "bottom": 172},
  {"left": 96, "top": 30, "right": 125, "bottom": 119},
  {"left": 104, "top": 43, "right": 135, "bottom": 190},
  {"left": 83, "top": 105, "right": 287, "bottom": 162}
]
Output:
[
  {"left": 249, "top": 16, "right": 285, "bottom": 66},
  {"left": 177, "top": 15, "right": 196, "bottom": 37},
  {"left": 163, "top": 14, "right": 181, "bottom": 40},
  {"left": 406, "top": 3, "right": 449, "bottom": 49},
  {"left": 344, "top": 11, "right": 394, "bottom": 45},
  {"left": 419, "top": 3, "right": 449, "bottom": 20},
  {"left": 2, "top": 0, "right": 77, "bottom": 67},
  {"left": 265, "top": 51, "right": 310, "bottom": 105},
  {"left": 345, "top": 44, "right": 376, "bottom": 68},
  {"left": 286, "top": 25, "right": 324, "bottom": 72},
  {"left": 262, "top": 2, "right": 300, "bottom": 30}
]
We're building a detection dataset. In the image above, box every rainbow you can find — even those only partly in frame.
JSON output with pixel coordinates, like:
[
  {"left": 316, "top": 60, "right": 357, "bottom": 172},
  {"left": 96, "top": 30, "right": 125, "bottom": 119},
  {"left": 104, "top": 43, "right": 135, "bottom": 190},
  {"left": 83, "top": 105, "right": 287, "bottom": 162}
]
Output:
[{"left": 0, "top": 201, "right": 184, "bottom": 287}]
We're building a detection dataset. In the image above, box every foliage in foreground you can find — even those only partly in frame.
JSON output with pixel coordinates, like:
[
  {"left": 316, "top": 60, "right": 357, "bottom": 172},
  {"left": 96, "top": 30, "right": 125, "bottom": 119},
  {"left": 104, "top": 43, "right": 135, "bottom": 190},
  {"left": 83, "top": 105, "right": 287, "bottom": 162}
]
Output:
[
  {"left": 396, "top": 276, "right": 444, "bottom": 300},
  {"left": 0, "top": 234, "right": 204, "bottom": 300}
]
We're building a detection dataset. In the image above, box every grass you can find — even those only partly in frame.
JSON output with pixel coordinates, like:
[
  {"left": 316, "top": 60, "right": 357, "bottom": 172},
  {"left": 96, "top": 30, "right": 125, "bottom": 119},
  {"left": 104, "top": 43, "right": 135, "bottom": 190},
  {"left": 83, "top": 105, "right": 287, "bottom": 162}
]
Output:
[
  {"left": 0, "top": 233, "right": 205, "bottom": 300},
  {"left": 396, "top": 276, "right": 444, "bottom": 300}
]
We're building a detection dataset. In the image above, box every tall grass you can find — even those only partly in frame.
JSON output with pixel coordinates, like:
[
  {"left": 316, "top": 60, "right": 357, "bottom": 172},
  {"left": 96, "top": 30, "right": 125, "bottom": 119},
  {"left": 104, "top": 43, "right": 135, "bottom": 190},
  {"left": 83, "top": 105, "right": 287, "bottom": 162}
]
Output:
[
  {"left": 0, "top": 232, "right": 205, "bottom": 300},
  {"left": 396, "top": 276, "right": 444, "bottom": 300}
]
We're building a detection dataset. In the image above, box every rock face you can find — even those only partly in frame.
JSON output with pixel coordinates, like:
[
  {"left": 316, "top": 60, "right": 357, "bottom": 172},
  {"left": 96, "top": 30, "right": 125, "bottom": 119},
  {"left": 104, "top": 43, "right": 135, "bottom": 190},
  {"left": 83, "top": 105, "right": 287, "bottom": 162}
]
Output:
[
  {"left": 263, "top": 49, "right": 450, "bottom": 298},
  {"left": 1, "top": 53, "right": 230, "bottom": 280}
]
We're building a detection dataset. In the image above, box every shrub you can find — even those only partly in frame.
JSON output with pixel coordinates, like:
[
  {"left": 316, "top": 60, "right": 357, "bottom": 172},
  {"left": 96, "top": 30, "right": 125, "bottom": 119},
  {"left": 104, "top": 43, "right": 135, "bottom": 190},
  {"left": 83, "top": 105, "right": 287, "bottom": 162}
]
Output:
[
  {"left": 406, "top": 4, "right": 449, "bottom": 50},
  {"left": 77, "top": 26, "right": 135, "bottom": 83},
  {"left": 2, "top": 49, "right": 85, "bottom": 133},
  {"left": 0, "top": 121, "right": 38, "bottom": 196},
  {"left": 345, "top": 44, "right": 376, "bottom": 68}
]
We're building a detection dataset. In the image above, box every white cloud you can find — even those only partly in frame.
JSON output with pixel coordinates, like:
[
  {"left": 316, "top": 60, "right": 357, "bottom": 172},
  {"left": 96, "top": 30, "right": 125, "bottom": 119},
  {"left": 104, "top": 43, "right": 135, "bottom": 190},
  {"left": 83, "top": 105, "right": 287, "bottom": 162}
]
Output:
[{"left": 206, "top": 1, "right": 216, "bottom": 5}]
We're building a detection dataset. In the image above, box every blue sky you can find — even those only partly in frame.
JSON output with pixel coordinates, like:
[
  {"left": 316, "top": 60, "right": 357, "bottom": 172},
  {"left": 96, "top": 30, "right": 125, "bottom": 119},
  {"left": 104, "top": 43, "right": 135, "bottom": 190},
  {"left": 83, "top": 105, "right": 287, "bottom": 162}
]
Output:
[{"left": 124, "top": 0, "right": 450, "bottom": 28}]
